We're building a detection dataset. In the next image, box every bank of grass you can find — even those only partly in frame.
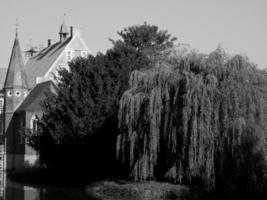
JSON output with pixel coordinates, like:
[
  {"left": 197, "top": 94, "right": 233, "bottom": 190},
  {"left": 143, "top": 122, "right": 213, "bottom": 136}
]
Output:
[
  {"left": 8, "top": 166, "right": 267, "bottom": 199},
  {"left": 8, "top": 166, "right": 206, "bottom": 200},
  {"left": 88, "top": 181, "right": 203, "bottom": 200}
]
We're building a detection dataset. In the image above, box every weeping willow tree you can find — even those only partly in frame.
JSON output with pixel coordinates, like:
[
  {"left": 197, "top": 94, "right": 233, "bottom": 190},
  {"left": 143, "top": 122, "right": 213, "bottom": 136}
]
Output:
[{"left": 117, "top": 47, "right": 267, "bottom": 194}]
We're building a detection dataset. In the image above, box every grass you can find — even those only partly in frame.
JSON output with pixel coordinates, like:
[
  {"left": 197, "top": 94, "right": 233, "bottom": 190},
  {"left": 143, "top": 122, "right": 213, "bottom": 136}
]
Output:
[
  {"left": 88, "top": 181, "right": 201, "bottom": 200},
  {"left": 8, "top": 166, "right": 204, "bottom": 199},
  {"left": 11, "top": 166, "right": 267, "bottom": 199}
]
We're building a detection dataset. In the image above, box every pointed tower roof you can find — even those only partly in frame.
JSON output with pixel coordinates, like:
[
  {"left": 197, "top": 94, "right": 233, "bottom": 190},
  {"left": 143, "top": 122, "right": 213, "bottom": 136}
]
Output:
[
  {"left": 59, "top": 21, "right": 69, "bottom": 35},
  {"left": 4, "top": 33, "right": 28, "bottom": 89},
  {"left": 59, "top": 14, "right": 69, "bottom": 36}
]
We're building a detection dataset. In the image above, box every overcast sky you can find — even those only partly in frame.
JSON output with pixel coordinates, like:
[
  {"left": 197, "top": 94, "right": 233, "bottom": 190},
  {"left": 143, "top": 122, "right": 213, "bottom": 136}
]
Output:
[{"left": 0, "top": 0, "right": 266, "bottom": 69}]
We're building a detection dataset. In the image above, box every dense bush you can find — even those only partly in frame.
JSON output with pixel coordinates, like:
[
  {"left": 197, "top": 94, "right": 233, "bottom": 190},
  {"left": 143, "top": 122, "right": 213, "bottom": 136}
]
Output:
[{"left": 116, "top": 47, "right": 267, "bottom": 195}]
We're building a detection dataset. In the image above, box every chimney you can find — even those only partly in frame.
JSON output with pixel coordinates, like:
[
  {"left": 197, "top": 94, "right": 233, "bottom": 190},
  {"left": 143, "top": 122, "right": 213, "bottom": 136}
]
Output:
[
  {"left": 70, "top": 26, "right": 73, "bottom": 38},
  {"left": 47, "top": 39, "right": 51, "bottom": 47}
]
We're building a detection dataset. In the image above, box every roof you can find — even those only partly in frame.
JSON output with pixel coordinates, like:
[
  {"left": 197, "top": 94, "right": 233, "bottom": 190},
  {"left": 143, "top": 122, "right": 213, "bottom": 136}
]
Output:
[
  {"left": 25, "top": 37, "right": 71, "bottom": 88},
  {"left": 16, "top": 80, "right": 56, "bottom": 112},
  {"left": 0, "top": 68, "right": 7, "bottom": 90},
  {"left": 59, "top": 21, "right": 69, "bottom": 35},
  {"left": 4, "top": 36, "right": 28, "bottom": 89}
]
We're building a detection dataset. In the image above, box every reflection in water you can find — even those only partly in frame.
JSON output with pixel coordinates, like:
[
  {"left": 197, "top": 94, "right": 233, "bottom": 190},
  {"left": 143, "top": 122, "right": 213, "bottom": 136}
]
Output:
[{"left": 0, "top": 172, "right": 100, "bottom": 200}]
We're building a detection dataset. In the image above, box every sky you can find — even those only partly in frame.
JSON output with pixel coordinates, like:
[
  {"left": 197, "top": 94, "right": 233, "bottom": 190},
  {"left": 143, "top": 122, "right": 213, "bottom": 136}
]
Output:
[{"left": 0, "top": 0, "right": 266, "bottom": 69}]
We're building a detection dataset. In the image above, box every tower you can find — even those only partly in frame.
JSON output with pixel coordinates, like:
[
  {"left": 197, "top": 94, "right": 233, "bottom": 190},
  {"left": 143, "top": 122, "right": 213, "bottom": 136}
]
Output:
[
  {"left": 3, "top": 29, "right": 28, "bottom": 132},
  {"left": 59, "top": 15, "right": 69, "bottom": 42}
]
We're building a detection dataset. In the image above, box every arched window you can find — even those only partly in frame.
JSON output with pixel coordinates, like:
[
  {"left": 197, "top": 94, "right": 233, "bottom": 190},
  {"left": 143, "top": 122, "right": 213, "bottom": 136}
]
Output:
[{"left": 30, "top": 115, "right": 38, "bottom": 133}]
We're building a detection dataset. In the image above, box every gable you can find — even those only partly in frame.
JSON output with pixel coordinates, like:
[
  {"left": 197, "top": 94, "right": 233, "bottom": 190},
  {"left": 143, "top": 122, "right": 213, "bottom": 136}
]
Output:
[
  {"left": 66, "top": 35, "right": 90, "bottom": 53},
  {"left": 42, "top": 34, "right": 91, "bottom": 81}
]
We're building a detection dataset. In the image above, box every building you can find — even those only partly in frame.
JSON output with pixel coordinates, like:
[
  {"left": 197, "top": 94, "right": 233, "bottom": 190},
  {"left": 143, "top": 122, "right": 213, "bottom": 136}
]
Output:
[{"left": 0, "top": 20, "right": 90, "bottom": 170}]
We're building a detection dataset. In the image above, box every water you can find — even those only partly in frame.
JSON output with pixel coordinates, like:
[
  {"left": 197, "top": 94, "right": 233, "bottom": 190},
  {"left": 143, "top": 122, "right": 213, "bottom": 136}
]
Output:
[{"left": 1, "top": 172, "right": 100, "bottom": 200}]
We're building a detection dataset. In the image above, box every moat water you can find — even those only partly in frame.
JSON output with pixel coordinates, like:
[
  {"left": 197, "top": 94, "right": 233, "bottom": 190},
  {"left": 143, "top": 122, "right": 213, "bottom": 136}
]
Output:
[
  {"left": 0, "top": 171, "right": 210, "bottom": 200},
  {"left": 0, "top": 172, "right": 99, "bottom": 200}
]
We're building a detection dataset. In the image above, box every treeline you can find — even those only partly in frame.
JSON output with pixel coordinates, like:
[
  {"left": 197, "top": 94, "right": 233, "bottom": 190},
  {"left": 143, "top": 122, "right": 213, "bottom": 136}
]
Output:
[{"left": 27, "top": 23, "right": 267, "bottom": 196}]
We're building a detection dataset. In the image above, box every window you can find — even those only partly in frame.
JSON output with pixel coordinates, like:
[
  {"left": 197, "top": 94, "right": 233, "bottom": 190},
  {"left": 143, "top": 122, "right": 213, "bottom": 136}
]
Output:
[
  {"left": 66, "top": 50, "right": 73, "bottom": 62},
  {"left": 0, "top": 120, "right": 2, "bottom": 135},
  {"left": 30, "top": 115, "right": 39, "bottom": 133},
  {"left": 36, "top": 77, "right": 42, "bottom": 84},
  {"left": 81, "top": 51, "right": 87, "bottom": 58},
  {"left": 7, "top": 91, "right": 12, "bottom": 97},
  {"left": 33, "top": 120, "right": 38, "bottom": 132},
  {"left": 0, "top": 99, "right": 3, "bottom": 114},
  {"left": 0, "top": 99, "right": 3, "bottom": 134},
  {"left": 15, "top": 91, "right": 21, "bottom": 97}
]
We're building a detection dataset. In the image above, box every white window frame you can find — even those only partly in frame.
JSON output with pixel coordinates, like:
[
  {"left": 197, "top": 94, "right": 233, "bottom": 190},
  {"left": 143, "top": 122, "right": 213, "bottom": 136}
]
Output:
[
  {"left": 66, "top": 50, "right": 73, "bottom": 62},
  {"left": 81, "top": 51, "right": 87, "bottom": 58},
  {"left": 0, "top": 99, "right": 3, "bottom": 114},
  {"left": 30, "top": 115, "right": 39, "bottom": 133},
  {"left": 36, "top": 76, "right": 43, "bottom": 84},
  {"left": 0, "top": 98, "right": 3, "bottom": 134}
]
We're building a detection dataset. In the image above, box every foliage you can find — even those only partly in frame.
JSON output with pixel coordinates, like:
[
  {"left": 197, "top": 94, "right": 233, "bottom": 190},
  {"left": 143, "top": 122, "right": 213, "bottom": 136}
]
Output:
[
  {"left": 28, "top": 55, "right": 112, "bottom": 168},
  {"left": 26, "top": 23, "right": 176, "bottom": 173},
  {"left": 113, "top": 22, "right": 176, "bottom": 51},
  {"left": 116, "top": 47, "right": 267, "bottom": 195}
]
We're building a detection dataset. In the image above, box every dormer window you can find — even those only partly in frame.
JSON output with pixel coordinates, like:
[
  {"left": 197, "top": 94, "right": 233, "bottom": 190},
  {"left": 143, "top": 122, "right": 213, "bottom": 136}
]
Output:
[
  {"left": 81, "top": 51, "right": 87, "bottom": 58},
  {"left": 7, "top": 91, "right": 12, "bottom": 97},
  {"left": 66, "top": 50, "right": 73, "bottom": 62}
]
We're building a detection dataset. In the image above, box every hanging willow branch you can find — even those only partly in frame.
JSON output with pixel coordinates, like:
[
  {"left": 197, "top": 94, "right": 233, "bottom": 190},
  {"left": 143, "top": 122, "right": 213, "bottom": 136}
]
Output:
[{"left": 117, "top": 48, "right": 267, "bottom": 192}]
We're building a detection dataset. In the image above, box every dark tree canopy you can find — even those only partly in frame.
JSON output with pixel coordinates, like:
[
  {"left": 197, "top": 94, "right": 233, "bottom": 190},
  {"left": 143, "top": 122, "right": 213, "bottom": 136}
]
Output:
[
  {"left": 27, "top": 23, "right": 176, "bottom": 174},
  {"left": 113, "top": 22, "right": 177, "bottom": 51}
]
